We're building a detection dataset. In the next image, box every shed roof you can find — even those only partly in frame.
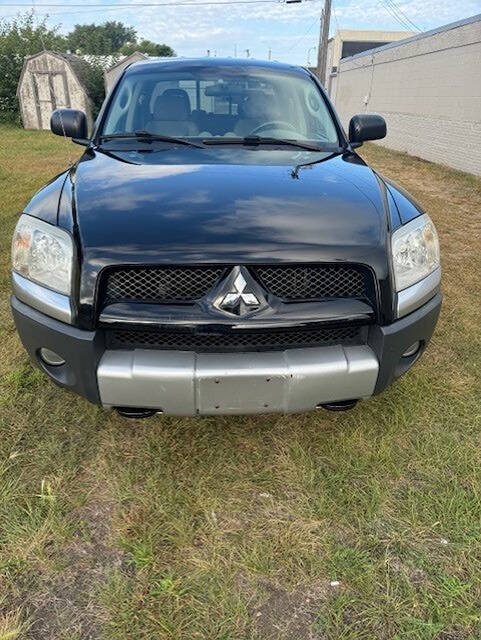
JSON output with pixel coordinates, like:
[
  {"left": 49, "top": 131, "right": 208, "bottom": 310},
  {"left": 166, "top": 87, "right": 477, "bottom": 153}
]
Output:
[
  {"left": 106, "top": 51, "right": 148, "bottom": 73},
  {"left": 17, "top": 50, "right": 91, "bottom": 98}
]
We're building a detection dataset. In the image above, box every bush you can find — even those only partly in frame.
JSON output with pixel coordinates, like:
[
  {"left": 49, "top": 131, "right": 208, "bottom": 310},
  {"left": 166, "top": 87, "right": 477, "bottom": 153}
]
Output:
[
  {"left": 120, "top": 40, "right": 175, "bottom": 57},
  {"left": 80, "top": 58, "right": 108, "bottom": 119},
  {"left": 0, "top": 12, "right": 66, "bottom": 121}
]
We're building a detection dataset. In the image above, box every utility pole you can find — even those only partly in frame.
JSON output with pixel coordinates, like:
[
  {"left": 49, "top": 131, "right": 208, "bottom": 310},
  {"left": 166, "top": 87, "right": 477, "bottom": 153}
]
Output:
[
  {"left": 268, "top": 48, "right": 272, "bottom": 60},
  {"left": 307, "top": 45, "right": 316, "bottom": 67},
  {"left": 316, "top": 0, "right": 331, "bottom": 85}
]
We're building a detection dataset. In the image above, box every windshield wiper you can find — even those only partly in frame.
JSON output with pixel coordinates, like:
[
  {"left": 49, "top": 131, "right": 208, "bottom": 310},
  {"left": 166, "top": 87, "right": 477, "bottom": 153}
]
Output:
[
  {"left": 100, "top": 131, "right": 206, "bottom": 149},
  {"left": 202, "top": 136, "right": 331, "bottom": 152}
]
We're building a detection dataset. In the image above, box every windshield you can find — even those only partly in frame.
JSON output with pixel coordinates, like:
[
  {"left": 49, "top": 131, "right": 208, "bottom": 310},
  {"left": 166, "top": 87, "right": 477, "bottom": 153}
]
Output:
[{"left": 101, "top": 65, "right": 339, "bottom": 144}]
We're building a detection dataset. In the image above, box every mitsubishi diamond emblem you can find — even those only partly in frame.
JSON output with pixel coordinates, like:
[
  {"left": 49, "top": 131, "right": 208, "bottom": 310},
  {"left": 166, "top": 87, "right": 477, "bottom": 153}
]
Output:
[
  {"left": 214, "top": 267, "right": 264, "bottom": 316},
  {"left": 222, "top": 272, "right": 259, "bottom": 307}
]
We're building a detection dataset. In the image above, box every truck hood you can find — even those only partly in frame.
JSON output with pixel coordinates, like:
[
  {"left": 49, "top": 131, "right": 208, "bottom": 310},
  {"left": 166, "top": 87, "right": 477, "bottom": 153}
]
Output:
[
  {"left": 69, "top": 147, "right": 392, "bottom": 314},
  {"left": 73, "top": 147, "right": 389, "bottom": 263}
]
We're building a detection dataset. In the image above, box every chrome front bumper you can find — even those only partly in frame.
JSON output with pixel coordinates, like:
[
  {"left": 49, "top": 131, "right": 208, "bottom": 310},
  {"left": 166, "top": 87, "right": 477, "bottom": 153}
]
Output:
[{"left": 97, "top": 345, "right": 379, "bottom": 416}]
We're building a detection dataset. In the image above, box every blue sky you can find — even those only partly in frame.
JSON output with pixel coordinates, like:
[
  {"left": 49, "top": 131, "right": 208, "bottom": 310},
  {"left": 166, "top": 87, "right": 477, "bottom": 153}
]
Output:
[{"left": 1, "top": 0, "right": 480, "bottom": 64}]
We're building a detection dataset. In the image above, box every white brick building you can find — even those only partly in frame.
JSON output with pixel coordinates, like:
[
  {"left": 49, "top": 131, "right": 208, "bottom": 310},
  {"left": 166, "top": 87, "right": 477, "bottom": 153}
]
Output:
[
  {"left": 325, "top": 29, "right": 415, "bottom": 94},
  {"left": 332, "top": 14, "right": 481, "bottom": 176}
]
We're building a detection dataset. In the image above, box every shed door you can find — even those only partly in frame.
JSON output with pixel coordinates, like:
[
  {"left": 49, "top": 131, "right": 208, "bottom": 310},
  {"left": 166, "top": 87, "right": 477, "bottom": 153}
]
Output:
[
  {"left": 51, "top": 73, "right": 70, "bottom": 108},
  {"left": 32, "top": 72, "right": 70, "bottom": 129},
  {"left": 32, "top": 73, "right": 52, "bottom": 129}
]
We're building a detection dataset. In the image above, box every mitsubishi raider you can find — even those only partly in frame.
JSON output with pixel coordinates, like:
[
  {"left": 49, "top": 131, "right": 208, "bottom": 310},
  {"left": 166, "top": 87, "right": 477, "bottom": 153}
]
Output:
[{"left": 11, "top": 58, "right": 442, "bottom": 418}]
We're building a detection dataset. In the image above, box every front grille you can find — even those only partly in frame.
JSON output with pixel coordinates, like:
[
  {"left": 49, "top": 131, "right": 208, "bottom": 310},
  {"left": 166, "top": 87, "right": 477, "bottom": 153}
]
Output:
[
  {"left": 104, "top": 266, "right": 226, "bottom": 303},
  {"left": 253, "top": 265, "right": 369, "bottom": 300},
  {"left": 107, "top": 325, "right": 363, "bottom": 353},
  {"left": 101, "top": 264, "right": 375, "bottom": 309}
]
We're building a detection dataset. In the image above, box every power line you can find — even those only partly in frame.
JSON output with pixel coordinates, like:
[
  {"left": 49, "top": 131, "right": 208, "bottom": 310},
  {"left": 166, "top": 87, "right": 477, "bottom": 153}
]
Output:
[
  {"left": 385, "top": 0, "right": 422, "bottom": 32},
  {"left": 284, "top": 16, "right": 318, "bottom": 53},
  {"left": 384, "top": 0, "right": 419, "bottom": 31},
  {"left": 1, "top": 0, "right": 295, "bottom": 19},
  {"left": 26, "top": 6, "right": 145, "bottom": 15},
  {"left": 380, "top": 1, "right": 412, "bottom": 31},
  {"left": 1, "top": 0, "right": 288, "bottom": 5},
  {"left": 379, "top": 0, "right": 421, "bottom": 32}
]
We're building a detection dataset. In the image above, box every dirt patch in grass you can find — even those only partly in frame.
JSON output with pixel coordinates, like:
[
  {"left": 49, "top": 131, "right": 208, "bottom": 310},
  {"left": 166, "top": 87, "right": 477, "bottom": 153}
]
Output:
[
  {"left": 386, "top": 552, "right": 427, "bottom": 586},
  {"left": 439, "top": 630, "right": 470, "bottom": 640},
  {"left": 252, "top": 580, "right": 328, "bottom": 640},
  {"left": 24, "top": 472, "right": 127, "bottom": 640}
]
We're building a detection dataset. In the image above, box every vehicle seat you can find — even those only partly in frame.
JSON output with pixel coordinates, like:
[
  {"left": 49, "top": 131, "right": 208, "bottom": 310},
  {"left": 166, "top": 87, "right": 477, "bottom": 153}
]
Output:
[
  {"left": 234, "top": 92, "right": 277, "bottom": 137},
  {"left": 145, "top": 89, "right": 199, "bottom": 136},
  {"left": 191, "top": 108, "right": 208, "bottom": 132}
]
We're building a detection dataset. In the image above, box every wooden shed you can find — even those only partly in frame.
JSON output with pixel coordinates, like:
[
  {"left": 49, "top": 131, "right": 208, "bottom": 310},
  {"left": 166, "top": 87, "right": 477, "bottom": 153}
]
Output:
[
  {"left": 104, "top": 51, "right": 148, "bottom": 94},
  {"left": 17, "top": 51, "right": 93, "bottom": 130}
]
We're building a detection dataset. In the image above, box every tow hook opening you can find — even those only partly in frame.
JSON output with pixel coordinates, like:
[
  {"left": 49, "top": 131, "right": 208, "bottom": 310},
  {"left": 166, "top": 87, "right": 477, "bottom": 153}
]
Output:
[
  {"left": 318, "top": 399, "right": 359, "bottom": 411},
  {"left": 114, "top": 407, "right": 162, "bottom": 419}
]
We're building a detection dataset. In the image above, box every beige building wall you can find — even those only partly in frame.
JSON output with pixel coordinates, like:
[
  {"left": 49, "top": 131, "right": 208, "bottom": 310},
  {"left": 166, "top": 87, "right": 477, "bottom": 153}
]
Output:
[
  {"left": 328, "top": 29, "right": 414, "bottom": 71},
  {"left": 333, "top": 15, "right": 481, "bottom": 176},
  {"left": 325, "top": 29, "right": 414, "bottom": 93}
]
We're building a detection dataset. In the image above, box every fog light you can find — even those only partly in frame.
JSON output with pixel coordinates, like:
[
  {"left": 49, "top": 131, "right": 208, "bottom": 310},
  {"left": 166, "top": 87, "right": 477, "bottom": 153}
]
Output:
[
  {"left": 402, "top": 341, "right": 420, "bottom": 358},
  {"left": 39, "top": 348, "right": 65, "bottom": 366}
]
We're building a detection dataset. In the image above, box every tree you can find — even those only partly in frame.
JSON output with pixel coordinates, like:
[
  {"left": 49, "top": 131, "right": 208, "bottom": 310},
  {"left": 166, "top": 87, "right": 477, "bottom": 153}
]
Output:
[
  {"left": 120, "top": 39, "right": 175, "bottom": 57},
  {"left": 0, "top": 12, "right": 66, "bottom": 120},
  {"left": 67, "top": 21, "right": 136, "bottom": 55},
  {"left": 81, "top": 59, "right": 107, "bottom": 118},
  {"left": 101, "top": 21, "right": 137, "bottom": 52},
  {"left": 0, "top": 13, "right": 176, "bottom": 122}
]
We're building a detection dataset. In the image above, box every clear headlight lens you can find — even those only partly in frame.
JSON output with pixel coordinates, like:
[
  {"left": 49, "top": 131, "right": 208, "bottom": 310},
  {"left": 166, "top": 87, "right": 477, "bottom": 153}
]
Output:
[
  {"left": 391, "top": 213, "right": 440, "bottom": 291},
  {"left": 12, "top": 215, "right": 74, "bottom": 295}
]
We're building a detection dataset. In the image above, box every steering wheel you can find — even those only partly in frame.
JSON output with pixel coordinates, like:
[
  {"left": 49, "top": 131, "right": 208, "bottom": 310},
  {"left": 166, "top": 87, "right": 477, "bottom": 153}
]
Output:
[{"left": 249, "top": 121, "right": 298, "bottom": 136}]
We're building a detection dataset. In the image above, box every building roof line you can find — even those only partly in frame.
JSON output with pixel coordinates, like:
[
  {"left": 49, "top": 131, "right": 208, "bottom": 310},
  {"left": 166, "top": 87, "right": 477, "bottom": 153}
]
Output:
[{"left": 340, "top": 12, "right": 481, "bottom": 63}]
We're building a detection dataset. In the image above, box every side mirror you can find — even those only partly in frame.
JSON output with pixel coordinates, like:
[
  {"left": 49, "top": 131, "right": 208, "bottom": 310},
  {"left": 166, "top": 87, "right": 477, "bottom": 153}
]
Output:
[
  {"left": 50, "top": 108, "right": 88, "bottom": 143},
  {"left": 349, "top": 114, "right": 386, "bottom": 145}
]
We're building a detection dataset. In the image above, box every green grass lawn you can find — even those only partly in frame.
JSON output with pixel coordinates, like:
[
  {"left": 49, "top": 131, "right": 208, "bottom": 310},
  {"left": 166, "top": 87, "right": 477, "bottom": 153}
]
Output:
[{"left": 0, "top": 124, "right": 480, "bottom": 640}]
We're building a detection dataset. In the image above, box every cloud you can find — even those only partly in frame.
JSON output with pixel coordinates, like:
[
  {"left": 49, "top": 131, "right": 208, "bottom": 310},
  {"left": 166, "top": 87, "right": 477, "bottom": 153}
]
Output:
[
  {"left": 1, "top": 0, "right": 477, "bottom": 64},
  {"left": 116, "top": 0, "right": 480, "bottom": 60},
  {"left": 332, "top": 0, "right": 480, "bottom": 30}
]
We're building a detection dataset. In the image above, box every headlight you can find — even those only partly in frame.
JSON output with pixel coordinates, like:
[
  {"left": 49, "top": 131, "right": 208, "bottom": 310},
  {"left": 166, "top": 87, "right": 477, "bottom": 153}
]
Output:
[
  {"left": 12, "top": 215, "right": 74, "bottom": 295},
  {"left": 391, "top": 214, "right": 440, "bottom": 291}
]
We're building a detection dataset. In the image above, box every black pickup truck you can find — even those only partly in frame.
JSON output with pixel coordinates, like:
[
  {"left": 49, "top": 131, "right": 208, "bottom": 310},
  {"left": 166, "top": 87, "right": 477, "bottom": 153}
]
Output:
[{"left": 11, "top": 58, "right": 441, "bottom": 417}]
